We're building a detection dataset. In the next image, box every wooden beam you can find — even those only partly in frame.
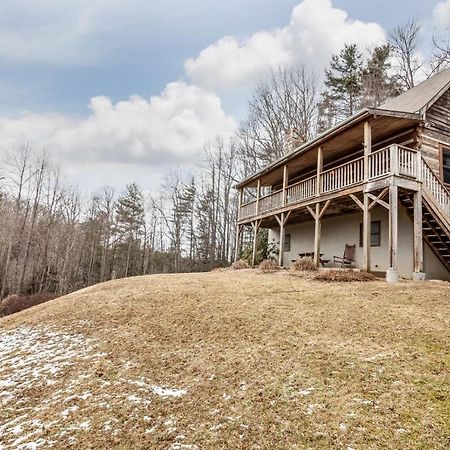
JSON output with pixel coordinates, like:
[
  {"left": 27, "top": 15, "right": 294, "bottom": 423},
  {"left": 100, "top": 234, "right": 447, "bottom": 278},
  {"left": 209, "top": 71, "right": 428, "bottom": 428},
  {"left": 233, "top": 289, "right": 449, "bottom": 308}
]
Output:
[
  {"left": 282, "top": 165, "right": 289, "bottom": 205},
  {"left": 413, "top": 190, "right": 424, "bottom": 273},
  {"left": 389, "top": 185, "right": 398, "bottom": 271},
  {"left": 255, "top": 179, "right": 261, "bottom": 214},
  {"left": 313, "top": 202, "right": 321, "bottom": 267},
  {"left": 306, "top": 205, "right": 316, "bottom": 220},
  {"left": 367, "top": 188, "right": 390, "bottom": 210},
  {"left": 234, "top": 224, "right": 242, "bottom": 262},
  {"left": 350, "top": 194, "right": 364, "bottom": 210},
  {"left": 279, "top": 212, "right": 285, "bottom": 267},
  {"left": 316, "top": 146, "right": 323, "bottom": 196},
  {"left": 390, "top": 145, "right": 399, "bottom": 176},
  {"left": 319, "top": 199, "right": 331, "bottom": 219},
  {"left": 363, "top": 193, "right": 371, "bottom": 272},
  {"left": 251, "top": 220, "right": 261, "bottom": 267},
  {"left": 364, "top": 120, "right": 371, "bottom": 181}
]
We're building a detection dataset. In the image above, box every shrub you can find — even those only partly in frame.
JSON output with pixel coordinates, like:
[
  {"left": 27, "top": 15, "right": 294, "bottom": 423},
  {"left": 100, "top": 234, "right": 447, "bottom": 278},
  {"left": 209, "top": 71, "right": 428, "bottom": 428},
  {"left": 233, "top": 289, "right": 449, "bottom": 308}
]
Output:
[
  {"left": 314, "top": 270, "right": 378, "bottom": 282},
  {"left": 259, "top": 259, "right": 279, "bottom": 272},
  {"left": 0, "top": 293, "right": 59, "bottom": 317},
  {"left": 231, "top": 259, "right": 250, "bottom": 270},
  {"left": 291, "top": 257, "right": 317, "bottom": 272}
]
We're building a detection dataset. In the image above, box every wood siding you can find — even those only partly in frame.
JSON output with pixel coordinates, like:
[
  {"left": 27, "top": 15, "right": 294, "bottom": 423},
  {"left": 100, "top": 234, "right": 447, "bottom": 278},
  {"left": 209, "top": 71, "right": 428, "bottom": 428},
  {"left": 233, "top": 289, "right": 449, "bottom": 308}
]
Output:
[{"left": 422, "top": 86, "right": 450, "bottom": 180}]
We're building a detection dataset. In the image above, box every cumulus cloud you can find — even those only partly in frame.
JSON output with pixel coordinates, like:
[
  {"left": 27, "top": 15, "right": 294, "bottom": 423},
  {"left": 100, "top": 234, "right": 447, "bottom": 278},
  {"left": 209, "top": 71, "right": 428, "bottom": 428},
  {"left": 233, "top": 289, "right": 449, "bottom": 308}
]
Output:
[
  {"left": 433, "top": 0, "right": 450, "bottom": 29},
  {"left": 0, "top": 82, "right": 236, "bottom": 166},
  {"left": 185, "top": 0, "right": 386, "bottom": 90}
]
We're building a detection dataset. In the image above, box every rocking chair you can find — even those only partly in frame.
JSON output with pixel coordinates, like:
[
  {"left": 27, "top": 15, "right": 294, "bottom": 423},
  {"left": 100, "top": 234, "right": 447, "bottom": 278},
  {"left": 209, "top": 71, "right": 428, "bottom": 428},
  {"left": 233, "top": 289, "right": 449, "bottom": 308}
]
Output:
[{"left": 334, "top": 244, "right": 356, "bottom": 268}]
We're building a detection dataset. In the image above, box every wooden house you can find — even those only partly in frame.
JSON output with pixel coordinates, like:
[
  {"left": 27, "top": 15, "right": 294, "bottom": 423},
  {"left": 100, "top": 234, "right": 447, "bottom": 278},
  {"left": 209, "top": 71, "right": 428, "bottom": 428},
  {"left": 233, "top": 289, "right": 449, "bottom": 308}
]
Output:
[{"left": 235, "top": 68, "right": 450, "bottom": 281}]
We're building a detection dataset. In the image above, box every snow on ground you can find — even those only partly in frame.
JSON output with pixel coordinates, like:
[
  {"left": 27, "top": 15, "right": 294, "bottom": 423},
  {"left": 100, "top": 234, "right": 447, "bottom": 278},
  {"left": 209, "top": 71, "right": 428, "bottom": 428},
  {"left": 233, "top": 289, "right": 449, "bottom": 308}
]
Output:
[{"left": 0, "top": 326, "right": 189, "bottom": 449}]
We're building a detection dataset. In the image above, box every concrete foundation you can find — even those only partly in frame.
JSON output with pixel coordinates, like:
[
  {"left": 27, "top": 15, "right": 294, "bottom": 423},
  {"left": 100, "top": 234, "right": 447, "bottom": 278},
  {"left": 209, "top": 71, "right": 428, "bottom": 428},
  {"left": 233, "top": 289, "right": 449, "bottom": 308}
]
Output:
[
  {"left": 386, "top": 268, "right": 399, "bottom": 282},
  {"left": 412, "top": 271, "right": 426, "bottom": 282}
]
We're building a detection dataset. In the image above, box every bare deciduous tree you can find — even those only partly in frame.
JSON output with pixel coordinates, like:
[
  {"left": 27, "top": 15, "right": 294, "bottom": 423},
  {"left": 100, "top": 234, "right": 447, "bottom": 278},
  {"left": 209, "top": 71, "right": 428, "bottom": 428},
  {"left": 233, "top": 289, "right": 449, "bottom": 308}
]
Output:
[{"left": 389, "top": 19, "right": 422, "bottom": 89}]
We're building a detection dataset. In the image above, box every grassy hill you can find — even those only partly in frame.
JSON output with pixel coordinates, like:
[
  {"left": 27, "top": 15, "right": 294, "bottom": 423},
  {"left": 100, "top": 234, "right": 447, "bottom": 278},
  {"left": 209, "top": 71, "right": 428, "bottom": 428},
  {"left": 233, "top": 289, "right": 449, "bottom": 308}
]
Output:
[{"left": 0, "top": 270, "right": 449, "bottom": 449}]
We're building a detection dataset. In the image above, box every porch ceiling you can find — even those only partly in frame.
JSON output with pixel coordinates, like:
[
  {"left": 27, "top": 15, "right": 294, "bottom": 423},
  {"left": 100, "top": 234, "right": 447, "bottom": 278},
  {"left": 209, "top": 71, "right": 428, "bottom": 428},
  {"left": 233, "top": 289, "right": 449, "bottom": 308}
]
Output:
[{"left": 241, "top": 115, "right": 420, "bottom": 189}]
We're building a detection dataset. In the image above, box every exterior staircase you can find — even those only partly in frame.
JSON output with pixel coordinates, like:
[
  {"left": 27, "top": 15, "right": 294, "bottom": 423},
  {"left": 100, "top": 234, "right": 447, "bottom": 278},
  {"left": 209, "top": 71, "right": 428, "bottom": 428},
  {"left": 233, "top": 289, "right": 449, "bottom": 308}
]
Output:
[
  {"left": 400, "top": 192, "right": 450, "bottom": 271},
  {"left": 400, "top": 156, "right": 450, "bottom": 272}
]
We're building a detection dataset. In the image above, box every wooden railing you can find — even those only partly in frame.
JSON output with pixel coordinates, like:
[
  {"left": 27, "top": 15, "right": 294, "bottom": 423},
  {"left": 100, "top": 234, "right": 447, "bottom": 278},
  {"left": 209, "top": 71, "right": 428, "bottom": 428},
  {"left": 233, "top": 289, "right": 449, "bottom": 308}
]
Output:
[
  {"left": 421, "top": 158, "right": 450, "bottom": 217},
  {"left": 398, "top": 146, "right": 418, "bottom": 178},
  {"left": 259, "top": 190, "right": 283, "bottom": 213},
  {"left": 287, "top": 175, "right": 316, "bottom": 204},
  {"left": 238, "top": 144, "right": 450, "bottom": 221},
  {"left": 369, "top": 147, "right": 390, "bottom": 179},
  {"left": 239, "top": 201, "right": 257, "bottom": 220},
  {"left": 321, "top": 156, "right": 364, "bottom": 193}
]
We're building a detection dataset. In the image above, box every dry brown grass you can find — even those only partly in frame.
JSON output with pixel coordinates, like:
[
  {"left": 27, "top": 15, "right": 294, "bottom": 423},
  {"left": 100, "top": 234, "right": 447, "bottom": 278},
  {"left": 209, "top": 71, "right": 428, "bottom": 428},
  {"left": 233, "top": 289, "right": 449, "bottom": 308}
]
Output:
[{"left": 1, "top": 271, "right": 449, "bottom": 449}]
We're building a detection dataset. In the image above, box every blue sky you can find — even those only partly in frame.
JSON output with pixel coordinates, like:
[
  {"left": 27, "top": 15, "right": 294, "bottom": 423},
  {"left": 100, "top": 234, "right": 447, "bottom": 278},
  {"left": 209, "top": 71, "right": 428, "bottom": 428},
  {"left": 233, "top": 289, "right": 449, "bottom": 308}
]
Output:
[{"left": 0, "top": 0, "right": 448, "bottom": 193}]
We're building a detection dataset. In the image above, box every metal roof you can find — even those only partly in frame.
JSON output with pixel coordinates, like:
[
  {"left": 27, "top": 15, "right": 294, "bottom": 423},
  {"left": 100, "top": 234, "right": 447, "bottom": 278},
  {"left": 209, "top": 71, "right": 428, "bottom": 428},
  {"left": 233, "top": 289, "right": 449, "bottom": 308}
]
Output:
[
  {"left": 378, "top": 67, "right": 450, "bottom": 114},
  {"left": 236, "top": 68, "right": 450, "bottom": 189}
]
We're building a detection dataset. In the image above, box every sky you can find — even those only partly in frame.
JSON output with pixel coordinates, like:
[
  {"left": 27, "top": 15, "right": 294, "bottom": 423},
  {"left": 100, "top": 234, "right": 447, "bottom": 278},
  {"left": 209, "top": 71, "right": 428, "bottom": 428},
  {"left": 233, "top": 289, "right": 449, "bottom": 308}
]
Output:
[{"left": 0, "top": 0, "right": 448, "bottom": 194}]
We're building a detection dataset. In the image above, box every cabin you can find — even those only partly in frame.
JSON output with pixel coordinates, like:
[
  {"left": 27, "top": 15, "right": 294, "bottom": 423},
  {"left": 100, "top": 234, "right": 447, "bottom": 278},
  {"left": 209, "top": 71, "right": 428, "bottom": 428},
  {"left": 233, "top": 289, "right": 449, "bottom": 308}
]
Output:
[{"left": 235, "top": 68, "right": 450, "bottom": 281}]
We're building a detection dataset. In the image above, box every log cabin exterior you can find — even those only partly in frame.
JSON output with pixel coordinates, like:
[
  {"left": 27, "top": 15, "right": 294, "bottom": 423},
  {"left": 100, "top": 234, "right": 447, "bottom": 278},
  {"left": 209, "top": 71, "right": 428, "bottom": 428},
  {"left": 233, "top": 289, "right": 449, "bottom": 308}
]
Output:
[{"left": 235, "top": 68, "right": 450, "bottom": 281}]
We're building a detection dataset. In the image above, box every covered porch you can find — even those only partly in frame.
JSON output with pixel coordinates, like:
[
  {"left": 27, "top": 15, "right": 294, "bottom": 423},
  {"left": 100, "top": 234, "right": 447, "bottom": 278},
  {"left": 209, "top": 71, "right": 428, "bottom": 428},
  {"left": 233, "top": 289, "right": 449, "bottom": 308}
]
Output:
[{"left": 234, "top": 111, "right": 430, "bottom": 281}]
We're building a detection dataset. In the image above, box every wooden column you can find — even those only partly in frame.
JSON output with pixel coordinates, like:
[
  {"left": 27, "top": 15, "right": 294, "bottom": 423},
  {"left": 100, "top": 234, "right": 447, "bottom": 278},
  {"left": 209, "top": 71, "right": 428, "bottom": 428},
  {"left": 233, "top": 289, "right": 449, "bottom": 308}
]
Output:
[
  {"left": 316, "top": 146, "right": 323, "bottom": 196},
  {"left": 313, "top": 202, "right": 321, "bottom": 267},
  {"left": 364, "top": 121, "right": 371, "bottom": 181},
  {"left": 279, "top": 213, "right": 285, "bottom": 267},
  {"left": 282, "top": 165, "right": 289, "bottom": 205},
  {"left": 234, "top": 224, "right": 241, "bottom": 262},
  {"left": 388, "top": 184, "right": 399, "bottom": 280},
  {"left": 255, "top": 179, "right": 261, "bottom": 214},
  {"left": 363, "top": 193, "right": 371, "bottom": 272},
  {"left": 251, "top": 220, "right": 260, "bottom": 267},
  {"left": 390, "top": 144, "right": 399, "bottom": 176},
  {"left": 413, "top": 190, "right": 424, "bottom": 274}
]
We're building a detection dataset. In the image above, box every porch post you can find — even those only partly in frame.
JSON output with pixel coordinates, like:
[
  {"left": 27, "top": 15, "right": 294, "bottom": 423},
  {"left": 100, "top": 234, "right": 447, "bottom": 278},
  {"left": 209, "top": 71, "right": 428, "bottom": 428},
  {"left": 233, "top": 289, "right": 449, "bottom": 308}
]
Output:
[
  {"left": 316, "top": 146, "right": 323, "bottom": 196},
  {"left": 255, "top": 179, "right": 261, "bottom": 214},
  {"left": 387, "top": 184, "right": 399, "bottom": 282},
  {"left": 363, "top": 193, "right": 371, "bottom": 271},
  {"left": 282, "top": 165, "right": 289, "bottom": 205},
  {"left": 234, "top": 224, "right": 241, "bottom": 262},
  {"left": 413, "top": 190, "right": 425, "bottom": 280},
  {"left": 364, "top": 121, "right": 371, "bottom": 181},
  {"left": 313, "top": 202, "right": 321, "bottom": 267},
  {"left": 279, "top": 213, "right": 285, "bottom": 267},
  {"left": 251, "top": 220, "right": 260, "bottom": 267}
]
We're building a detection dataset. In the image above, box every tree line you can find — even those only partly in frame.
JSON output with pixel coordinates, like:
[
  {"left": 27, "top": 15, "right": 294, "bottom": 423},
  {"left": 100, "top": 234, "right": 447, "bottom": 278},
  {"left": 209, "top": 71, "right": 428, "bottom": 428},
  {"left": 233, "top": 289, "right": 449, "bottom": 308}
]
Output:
[{"left": 0, "top": 19, "right": 448, "bottom": 299}]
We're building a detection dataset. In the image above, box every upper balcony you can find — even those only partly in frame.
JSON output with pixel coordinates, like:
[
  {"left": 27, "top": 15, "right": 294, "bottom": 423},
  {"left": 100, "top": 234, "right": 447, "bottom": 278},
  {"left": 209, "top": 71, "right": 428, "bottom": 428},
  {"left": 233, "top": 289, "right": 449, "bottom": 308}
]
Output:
[{"left": 238, "top": 144, "right": 449, "bottom": 223}]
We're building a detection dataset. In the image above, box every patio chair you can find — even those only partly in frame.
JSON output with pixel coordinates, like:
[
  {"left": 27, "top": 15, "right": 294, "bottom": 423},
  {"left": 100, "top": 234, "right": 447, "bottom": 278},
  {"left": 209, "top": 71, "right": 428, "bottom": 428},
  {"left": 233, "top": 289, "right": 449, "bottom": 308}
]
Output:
[{"left": 334, "top": 244, "right": 355, "bottom": 268}]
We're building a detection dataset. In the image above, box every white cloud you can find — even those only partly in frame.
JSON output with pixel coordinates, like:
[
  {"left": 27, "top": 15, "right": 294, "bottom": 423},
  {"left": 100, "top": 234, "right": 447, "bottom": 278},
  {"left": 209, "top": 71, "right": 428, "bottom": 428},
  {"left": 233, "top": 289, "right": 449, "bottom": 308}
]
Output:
[
  {"left": 185, "top": 0, "right": 386, "bottom": 90},
  {"left": 0, "top": 82, "right": 236, "bottom": 166},
  {"left": 433, "top": 0, "right": 450, "bottom": 29}
]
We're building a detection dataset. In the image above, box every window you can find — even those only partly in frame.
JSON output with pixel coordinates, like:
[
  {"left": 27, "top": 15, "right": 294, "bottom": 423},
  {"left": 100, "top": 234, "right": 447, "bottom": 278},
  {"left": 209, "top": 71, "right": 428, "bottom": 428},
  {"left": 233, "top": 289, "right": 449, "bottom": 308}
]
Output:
[
  {"left": 284, "top": 233, "right": 291, "bottom": 252},
  {"left": 442, "top": 146, "right": 450, "bottom": 185},
  {"left": 359, "top": 221, "right": 381, "bottom": 247}
]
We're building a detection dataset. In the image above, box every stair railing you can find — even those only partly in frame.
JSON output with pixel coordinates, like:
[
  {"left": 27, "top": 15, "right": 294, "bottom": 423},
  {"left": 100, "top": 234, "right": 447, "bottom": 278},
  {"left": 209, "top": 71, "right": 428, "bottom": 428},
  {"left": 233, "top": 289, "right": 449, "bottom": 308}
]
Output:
[{"left": 420, "top": 157, "right": 450, "bottom": 217}]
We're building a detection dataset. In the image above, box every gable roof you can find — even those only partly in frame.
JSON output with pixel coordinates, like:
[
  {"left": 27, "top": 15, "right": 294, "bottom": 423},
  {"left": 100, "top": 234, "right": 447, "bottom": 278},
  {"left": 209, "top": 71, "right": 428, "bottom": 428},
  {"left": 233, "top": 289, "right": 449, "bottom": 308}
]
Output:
[
  {"left": 377, "top": 67, "right": 450, "bottom": 115},
  {"left": 236, "top": 68, "right": 450, "bottom": 189}
]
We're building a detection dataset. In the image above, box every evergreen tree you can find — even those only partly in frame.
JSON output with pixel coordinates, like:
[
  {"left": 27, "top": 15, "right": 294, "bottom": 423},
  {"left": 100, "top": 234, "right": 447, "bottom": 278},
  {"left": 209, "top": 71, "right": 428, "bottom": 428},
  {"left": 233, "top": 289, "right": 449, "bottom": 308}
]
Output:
[
  {"left": 320, "top": 44, "right": 364, "bottom": 125},
  {"left": 114, "top": 183, "right": 145, "bottom": 276},
  {"left": 361, "top": 44, "right": 403, "bottom": 107}
]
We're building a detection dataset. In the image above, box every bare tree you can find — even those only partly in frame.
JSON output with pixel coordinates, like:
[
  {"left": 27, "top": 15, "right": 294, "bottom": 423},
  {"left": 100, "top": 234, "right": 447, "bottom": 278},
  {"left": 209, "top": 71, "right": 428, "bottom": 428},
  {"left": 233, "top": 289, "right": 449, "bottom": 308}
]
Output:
[
  {"left": 239, "top": 65, "right": 319, "bottom": 169},
  {"left": 430, "top": 27, "right": 450, "bottom": 75},
  {"left": 389, "top": 19, "right": 422, "bottom": 89}
]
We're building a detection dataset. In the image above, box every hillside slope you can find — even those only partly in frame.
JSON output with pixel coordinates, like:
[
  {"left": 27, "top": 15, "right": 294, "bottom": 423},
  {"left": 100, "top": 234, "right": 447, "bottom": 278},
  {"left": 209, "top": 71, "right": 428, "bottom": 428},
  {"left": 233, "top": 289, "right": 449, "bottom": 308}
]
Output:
[{"left": 1, "top": 271, "right": 449, "bottom": 449}]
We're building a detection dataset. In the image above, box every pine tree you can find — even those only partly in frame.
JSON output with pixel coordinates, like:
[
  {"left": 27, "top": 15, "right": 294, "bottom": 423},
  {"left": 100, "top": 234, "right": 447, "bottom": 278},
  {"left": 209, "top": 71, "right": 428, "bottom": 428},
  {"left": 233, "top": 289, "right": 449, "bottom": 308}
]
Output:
[
  {"left": 114, "top": 183, "right": 145, "bottom": 277},
  {"left": 361, "top": 44, "right": 403, "bottom": 107},
  {"left": 321, "top": 44, "right": 364, "bottom": 124}
]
